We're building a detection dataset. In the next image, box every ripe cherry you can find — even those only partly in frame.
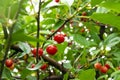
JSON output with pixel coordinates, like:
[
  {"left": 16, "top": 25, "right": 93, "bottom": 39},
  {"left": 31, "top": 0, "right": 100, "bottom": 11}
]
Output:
[
  {"left": 81, "top": 12, "right": 87, "bottom": 22},
  {"left": 31, "top": 48, "right": 43, "bottom": 57},
  {"left": 5, "top": 59, "right": 13, "bottom": 67},
  {"left": 100, "top": 66, "right": 108, "bottom": 73},
  {"left": 105, "top": 64, "right": 110, "bottom": 69},
  {"left": 46, "top": 45, "right": 58, "bottom": 55},
  {"left": 54, "top": 34, "right": 65, "bottom": 44},
  {"left": 40, "top": 64, "right": 48, "bottom": 70},
  {"left": 94, "top": 62, "right": 102, "bottom": 70},
  {"left": 82, "top": 12, "right": 87, "bottom": 16},
  {"left": 31, "top": 64, "right": 35, "bottom": 68},
  {"left": 80, "top": 28, "right": 85, "bottom": 33},
  {"left": 55, "top": 0, "right": 59, "bottom": 3}
]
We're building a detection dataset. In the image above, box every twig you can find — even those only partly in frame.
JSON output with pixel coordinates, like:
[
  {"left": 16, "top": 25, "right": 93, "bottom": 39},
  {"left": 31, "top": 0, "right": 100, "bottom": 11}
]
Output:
[
  {"left": 35, "top": 0, "right": 42, "bottom": 80},
  {"left": 30, "top": 0, "right": 36, "bottom": 14},
  {"left": 2, "top": 25, "right": 8, "bottom": 39},
  {"left": 42, "top": 55, "right": 68, "bottom": 74},
  {"left": 99, "top": 25, "right": 105, "bottom": 40}
]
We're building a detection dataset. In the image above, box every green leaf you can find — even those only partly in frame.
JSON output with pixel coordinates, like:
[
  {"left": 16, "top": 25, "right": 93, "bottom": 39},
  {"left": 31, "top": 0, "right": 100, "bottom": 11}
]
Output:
[
  {"left": 12, "top": 30, "right": 44, "bottom": 42},
  {"left": 41, "top": 18, "right": 55, "bottom": 25},
  {"left": 27, "top": 61, "right": 42, "bottom": 70},
  {"left": 112, "top": 48, "right": 120, "bottom": 61},
  {"left": 114, "top": 75, "right": 120, "bottom": 80},
  {"left": 18, "top": 42, "right": 31, "bottom": 54},
  {"left": 100, "top": 1, "right": 120, "bottom": 13},
  {"left": 53, "top": 20, "right": 65, "bottom": 30},
  {"left": 97, "top": 75, "right": 108, "bottom": 80},
  {"left": 96, "top": 7, "right": 109, "bottom": 13},
  {"left": 63, "top": 72, "right": 69, "bottom": 80},
  {"left": 61, "top": 0, "right": 74, "bottom": 7},
  {"left": 91, "top": 0, "right": 103, "bottom": 6},
  {"left": 5, "top": 1, "right": 19, "bottom": 19},
  {"left": 21, "top": 69, "right": 32, "bottom": 79},
  {"left": 0, "top": 0, "right": 19, "bottom": 20},
  {"left": 104, "top": 33, "right": 120, "bottom": 47},
  {"left": 53, "top": 42, "right": 68, "bottom": 60},
  {"left": 2, "top": 67, "right": 13, "bottom": 80},
  {"left": 40, "top": 30, "right": 51, "bottom": 35},
  {"left": 78, "top": 69, "right": 96, "bottom": 80},
  {"left": 73, "top": 34, "right": 97, "bottom": 47},
  {"left": 17, "top": 42, "right": 31, "bottom": 57},
  {"left": 85, "top": 22, "right": 100, "bottom": 44},
  {"left": 90, "top": 31, "right": 101, "bottom": 44},
  {"left": 80, "top": 50, "right": 88, "bottom": 65},
  {"left": 26, "top": 76, "right": 37, "bottom": 80},
  {"left": 90, "top": 13, "right": 120, "bottom": 30},
  {"left": 111, "top": 71, "right": 120, "bottom": 77},
  {"left": 63, "top": 62, "right": 72, "bottom": 69}
]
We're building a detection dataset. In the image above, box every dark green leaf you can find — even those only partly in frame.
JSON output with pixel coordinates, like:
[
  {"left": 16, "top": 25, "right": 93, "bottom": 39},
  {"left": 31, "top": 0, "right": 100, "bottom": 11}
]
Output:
[
  {"left": 2, "top": 67, "right": 13, "bottom": 80},
  {"left": 63, "top": 72, "right": 69, "bottom": 80},
  {"left": 53, "top": 20, "right": 65, "bottom": 30},
  {"left": 21, "top": 69, "right": 31, "bottom": 79}
]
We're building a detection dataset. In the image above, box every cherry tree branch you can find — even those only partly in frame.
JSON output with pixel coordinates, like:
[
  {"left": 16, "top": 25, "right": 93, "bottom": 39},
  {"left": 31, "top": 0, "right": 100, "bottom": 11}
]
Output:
[
  {"left": 35, "top": 0, "right": 42, "bottom": 79},
  {"left": 2, "top": 25, "right": 8, "bottom": 39}
]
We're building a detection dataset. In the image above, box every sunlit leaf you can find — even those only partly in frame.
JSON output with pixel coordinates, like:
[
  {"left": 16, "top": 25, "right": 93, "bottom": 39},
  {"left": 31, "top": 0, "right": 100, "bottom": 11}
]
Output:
[{"left": 90, "top": 13, "right": 120, "bottom": 30}]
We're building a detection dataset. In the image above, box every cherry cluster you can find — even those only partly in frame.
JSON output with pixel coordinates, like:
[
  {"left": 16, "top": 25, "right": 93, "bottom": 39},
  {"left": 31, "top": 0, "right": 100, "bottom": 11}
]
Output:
[
  {"left": 94, "top": 62, "right": 110, "bottom": 73},
  {"left": 31, "top": 33, "right": 65, "bottom": 56},
  {"left": 30, "top": 33, "right": 65, "bottom": 70},
  {"left": 31, "top": 63, "right": 48, "bottom": 71}
]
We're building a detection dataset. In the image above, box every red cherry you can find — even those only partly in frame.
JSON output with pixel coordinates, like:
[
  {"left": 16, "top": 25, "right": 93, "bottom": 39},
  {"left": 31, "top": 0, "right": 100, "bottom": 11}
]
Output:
[
  {"left": 94, "top": 62, "right": 102, "bottom": 70},
  {"left": 54, "top": 34, "right": 65, "bottom": 44},
  {"left": 46, "top": 45, "right": 58, "bottom": 55},
  {"left": 55, "top": 0, "right": 59, "bottom": 3},
  {"left": 31, "top": 48, "right": 43, "bottom": 57},
  {"left": 82, "top": 12, "right": 87, "bottom": 16},
  {"left": 100, "top": 66, "right": 108, "bottom": 73},
  {"left": 80, "top": 28, "right": 85, "bottom": 33},
  {"left": 31, "top": 64, "right": 35, "bottom": 68},
  {"left": 40, "top": 64, "right": 48, "bottom": 70},
  {"left": 5, "top": 59, "right": 13, "bottom": 67},
  {"left": 81, "top": 12, "right": 87, "bottom": 22},
  {"left": 105, "top": 64, "right": 110, "bottom": 69}
]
